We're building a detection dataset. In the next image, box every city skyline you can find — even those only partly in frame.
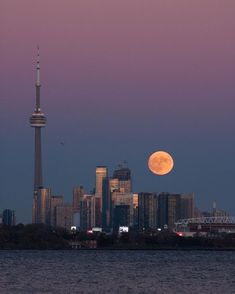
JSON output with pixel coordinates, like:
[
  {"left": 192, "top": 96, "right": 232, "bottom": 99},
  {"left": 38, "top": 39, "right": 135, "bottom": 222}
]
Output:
[{"left": 1, "top": 1, "right": 235, "bottom": 223}]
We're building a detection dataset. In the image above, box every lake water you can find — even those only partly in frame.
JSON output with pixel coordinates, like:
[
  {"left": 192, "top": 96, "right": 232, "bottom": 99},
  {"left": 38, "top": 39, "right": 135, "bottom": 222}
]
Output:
[{"left": 0, "top": 250, "right": 235, "bottom": 294}]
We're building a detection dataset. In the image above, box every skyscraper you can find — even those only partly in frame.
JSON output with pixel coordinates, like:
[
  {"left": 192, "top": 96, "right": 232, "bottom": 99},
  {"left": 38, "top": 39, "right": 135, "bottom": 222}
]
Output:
[
  {"left": 113, "top": 167, "right": 132, "bottom": 193},
  {"left": 73, "top": 186, "right": 84, "bottom": 229},
  {"left": 102, "top": 177, "right": 110, "bottom": 228},
  {"left": 158, "top": 192, "right": 169, "bottom": 229},
  {"left": 30, "top": 48, "right": 47, "bottom": 223},
  {"left": 158, "top": 193, "right": 194, "bottom": 229},
  {"left": 73, "top": 186, "right": 85, "bottom": 213},
  {"left": 168, "top": 194, "right": 181, "bottom": 229},
  {"left": 95, "top": 166, "right": 108, "bottom": 227},
  {"left": 80, "top": 194, "right": 96, "bottom": 230},
  {"left": 2, "top": 209, "right": 16, "bottom": 226},
  {"left": 55, "top": 204, "right": 73, "bottom": 230},
  {"left": 138, "top": 192, "right": 158, "bottom": 230},
  {"left": 180, "top": 194, "right": 195, "bottom": 219},
  {"left": 112, "top": 192, "right": 136, "bottom": 228},
  {"left": 113, "top": 205, "right": 130, "bottom": 231},
  {"left": 95, "top": 166, "right": 108, "bottom": 197},
  {"left": 50, "top": 195, "right": 64, "bottom": 227}
]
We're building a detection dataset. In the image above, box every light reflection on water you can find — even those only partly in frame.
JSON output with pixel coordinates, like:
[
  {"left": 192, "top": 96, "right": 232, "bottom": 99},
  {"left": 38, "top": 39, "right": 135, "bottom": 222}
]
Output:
[{"left": 0, "top": 250, "right": 235, "bottom": 294}]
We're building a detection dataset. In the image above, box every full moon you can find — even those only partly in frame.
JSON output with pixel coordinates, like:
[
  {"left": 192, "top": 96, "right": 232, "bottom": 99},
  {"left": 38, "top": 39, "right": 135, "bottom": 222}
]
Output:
[{"left": 148, "top": 151, "right": 174, "bottom": 175}]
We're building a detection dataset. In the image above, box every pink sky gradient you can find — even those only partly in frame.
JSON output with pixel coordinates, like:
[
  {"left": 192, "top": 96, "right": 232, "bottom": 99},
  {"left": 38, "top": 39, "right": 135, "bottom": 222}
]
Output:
[{"left": 1, "top": 0, "right": 235, "bottom": 222}]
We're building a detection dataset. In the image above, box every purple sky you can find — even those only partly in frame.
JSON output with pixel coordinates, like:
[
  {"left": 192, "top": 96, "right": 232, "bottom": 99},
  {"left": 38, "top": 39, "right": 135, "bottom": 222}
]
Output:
[{"left": 1, "top": 0, "right": 235, "bottom": 223}]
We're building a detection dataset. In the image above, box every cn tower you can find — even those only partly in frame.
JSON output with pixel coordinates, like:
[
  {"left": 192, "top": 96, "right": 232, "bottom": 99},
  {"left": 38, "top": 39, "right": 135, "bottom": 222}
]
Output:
[{"left": 30, "top": 47, "right": 47, "bottom": 222}]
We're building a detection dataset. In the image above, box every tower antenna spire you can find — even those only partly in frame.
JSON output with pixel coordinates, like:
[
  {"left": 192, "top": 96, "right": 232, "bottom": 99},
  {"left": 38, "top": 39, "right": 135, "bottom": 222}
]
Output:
[
  {"left": 36, "top": 45, "right": 40, "bottom": 87},
  {"left": 35, "top": 46, "right": 41, "bottom": 111}
]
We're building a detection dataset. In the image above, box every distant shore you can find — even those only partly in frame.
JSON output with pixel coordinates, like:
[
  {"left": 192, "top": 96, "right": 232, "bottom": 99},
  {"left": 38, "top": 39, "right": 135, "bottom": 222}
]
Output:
[
  {"left": 1, "top": 224, "right": 235, "bottom": 251},
  {"left": 1, "top": 247, "right": 235, "bottom": 251}
]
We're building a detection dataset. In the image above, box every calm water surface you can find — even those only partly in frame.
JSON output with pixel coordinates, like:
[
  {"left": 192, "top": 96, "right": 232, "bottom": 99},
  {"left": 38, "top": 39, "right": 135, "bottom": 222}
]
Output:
[{"left": 0, "top": 250, "right": 235, "bottom": 294}]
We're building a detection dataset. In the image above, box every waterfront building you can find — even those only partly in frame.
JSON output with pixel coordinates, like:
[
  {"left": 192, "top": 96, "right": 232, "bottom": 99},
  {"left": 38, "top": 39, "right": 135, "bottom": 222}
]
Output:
[
  {"left": 132, "top": 193, "right": 139, "bottom": 228},
  {"left": 167, "top": 194, "right": 181, "bottom": 228},
  {"left": 95, "top": 166, "right": 108, "bottom": 228},
  {"left": 94, "top": 194, "right": 102, "bottom": 227},
  {"left": 109, "top": 178, "right": 119, "bottom": 192},
  {"left": 112, "top": 192, "right": 136, "bottom": 228},
  {"left": 113, "top": 205, "right": 130, "bottom": 231},
  {"left": 109, "top": 167, "right": 134, "bottom": 229},
  {"left": 73, "top": 186, "right": 85, "bottom": 213},
  {"left": 212, "top": 201, "right": 229, "bottom": 217},
  {"left": 55, "top": 204, "right": 73, "bottom": 230},
  {"left": 80, "top": 194, "right": 96, "bottom": 230},
  {"left": 157, "top": 192, "right": 169, "bottom": 229},
  {"left": 158, "top": 193, "right": 195, "bottom": 229},
  {"left": 180, "top": 194, "right": 195, "bottom": 219},
  {"left": 194, "top": 207, "right": 202, "bottom": 218},
  {"left": 113, "top": 167, "right": 132, "bottom": 193},
  {"left": 138, "top": 192, "right": 158, "bottom": 230},
  {"left": 2, "top": 209, "right": 16, "bottom": 226},
  {"left": 102, "top": 176, "right": 111, "bottom": 228},
  {"left": 95, "top": 166, "right": 108, "bottom": 218},
  {"left": 95, "top": 166, "right": 108, "bottom": 197},
  {"left": 50, "top": 195, "right": 64, "bottom": 227}
]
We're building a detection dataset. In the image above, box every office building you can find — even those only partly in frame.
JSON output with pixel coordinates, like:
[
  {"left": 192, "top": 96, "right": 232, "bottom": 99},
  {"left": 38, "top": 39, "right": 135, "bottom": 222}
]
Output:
[
  {"left": 113, "top": 205, "right": 130, "bottom": 231},
  {"left": 158, "top": 192, "right": 169, "bottom": 229},
  {"left": 102, "top": 177, "right": 111, "bottom": 228},
  {"left": 55, "top": 204, "right": 73, "bottom": 230},
  {"left": 73, "top": 186, "right": 85, "bottom": 213},
  {"left": 109, "top": 167, "right": 133, "bottom": 229},
  {"left": 180, "top": 194, "right": 195, "bottom": 219},
  {"left": 50, "top": 195, "right": 64, "bottom": 227},
  {"left": 138, "top": 192, "right": 158, "bottom": 230},
  {"left": 158, "top": 193, "right": 195, "bottom": 229},
  {"left": 2, "top": 209, "right": 16, "bottom": 226},
  {"left": 94, "top": 194, "right": 102, "bottom": 227},
  {"left": 80, "top": 194, "right": 96, "bottom": 231},
  {"left": 113, "top": 167, "right": 132, "bottom": 193},
  {"left": 95, "top": 166, "right": 108, "bottom": 227},
  {"left": 109, "top": 178, "right": 119, "bottom": 192},
  {"left": 132, "top": 193, "right": 139, "bottom": 228},
  {"left": 95, "top": 166, "right": 108, "bottom": 197},
  {"left": 111, "top": 191, "right": 138, "bottom": 227},
  {"left": 158, "top": 193, "right": 180, "bottom": 229},
  {"left": 168, "top": 194, "right": 181, "bottom": 228}
]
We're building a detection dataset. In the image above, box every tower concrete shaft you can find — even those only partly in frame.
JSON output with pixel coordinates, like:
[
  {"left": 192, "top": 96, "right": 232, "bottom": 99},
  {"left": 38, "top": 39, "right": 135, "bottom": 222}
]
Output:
[{"left": 34, "top": 127, "right": 43, "bottom": 188}]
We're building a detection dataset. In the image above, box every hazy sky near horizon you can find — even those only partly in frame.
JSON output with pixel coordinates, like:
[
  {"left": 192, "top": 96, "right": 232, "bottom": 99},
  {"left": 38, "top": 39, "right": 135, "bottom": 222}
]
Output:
[{"left": 1, "top": 0, "right": 235, "bottom": 223}]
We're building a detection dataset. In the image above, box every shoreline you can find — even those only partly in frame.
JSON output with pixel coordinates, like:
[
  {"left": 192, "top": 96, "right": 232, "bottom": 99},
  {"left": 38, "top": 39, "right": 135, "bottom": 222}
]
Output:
[{"left": 1, "top": 247, "right": 235, "bottom": 251}]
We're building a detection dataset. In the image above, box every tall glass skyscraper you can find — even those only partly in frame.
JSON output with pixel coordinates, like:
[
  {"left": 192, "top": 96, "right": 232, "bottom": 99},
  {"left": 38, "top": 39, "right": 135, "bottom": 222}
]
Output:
[
  {"left": 95, "top": 166, "right": 108, "bottom": 197},
  {"left": 2, "top": 209, "right": 16, "bottom": 226},
  {"left": 113, "top": 167, "right": 132, "bottom": 193},
  {"left": 95, "top": 166, "right": 108, "bottom": 227}
]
